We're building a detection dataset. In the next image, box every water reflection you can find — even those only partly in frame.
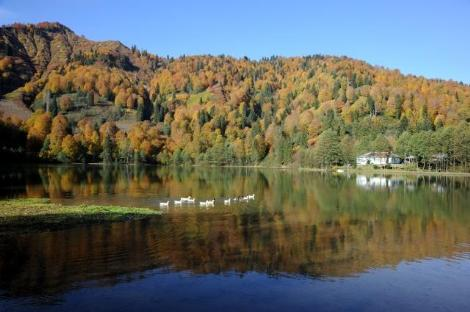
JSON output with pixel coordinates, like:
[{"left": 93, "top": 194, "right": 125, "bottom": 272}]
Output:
[
  {"left": 0, "top": 165, "right": 469, "bottom": 300},
  {"left": 355, "top": 174, "right": 461, "bottom": 192}
]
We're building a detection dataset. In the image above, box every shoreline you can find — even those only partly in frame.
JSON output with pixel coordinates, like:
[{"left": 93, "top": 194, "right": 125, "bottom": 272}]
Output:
[
  {"left": 86, "top": 163, "right": 470, "bottom": 177},
  {"left": 331, "top": 167, "right": 470, "bottom": 177},
  {"left": 3, "top": 162, "right": 470, "bottom": 177}
]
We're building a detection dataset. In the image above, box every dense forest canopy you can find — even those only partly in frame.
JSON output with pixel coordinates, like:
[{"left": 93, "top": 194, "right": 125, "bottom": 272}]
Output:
[{"left": 1, "top": 22, "right": 469, "bottom": 169}]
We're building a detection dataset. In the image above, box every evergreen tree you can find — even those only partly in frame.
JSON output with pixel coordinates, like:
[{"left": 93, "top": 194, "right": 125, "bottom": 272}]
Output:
[
  {"left": 394, "top": 94, "right": 403, "bottom": 119},
  {"left": 322, "top": 109, "right": 336, "bottom": 130},
  {"left": 198, "top": 110, "right": 209, "bottom": 126},
  {"left": 273, "top": 129, "right": 291, "bottom": 165},
  {"left": 86, "top": 92, "right": 94, "bottom": 108},
  {"left": 162, "top": 123, "right": 171, "bottom": 136},
  {"left": 49, "top": 97, "right": 58, "bottom": 117},
  {"left": 142, "top": 100, "right": 153, "bottom": 121},
  {"left": 153, "top": 101, "right": 161, "bottom": 123},
  {"left": 215, "top": 115, "right": 227, "bottom": 135},
  {"left": 340, "top": 135, "right": 355, "bottom": 165},
  {"left": 239, "top": 102, "right": 249, "bottom": 128},
  {"left": 152, "top": 96, "right": 167, "bottom": 123},
  {"left": 398, "top": 115, "right": 409, "bottom": 135},
  {"left": 367, "top": 95, "right": 376, "bottom": 117},
  {"left": 314, "top": 129, "right": 342, "bottom": 167},
  {"left": 39, "top": 137, "right": 50, "bottom": 159},
  {"left": 417, "top": 106, "right": 434, "bottom": 131},
  {"left": 101, "top": 135, "right": 114, "bottom": 163},
  {"left": 136, "top": 103, "right": 144, "bottom": 121}
]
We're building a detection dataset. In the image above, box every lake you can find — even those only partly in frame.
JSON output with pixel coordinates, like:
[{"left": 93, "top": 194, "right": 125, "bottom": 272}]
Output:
[{"left": 0, "top": 164, "right": 469, "bottom": 311}]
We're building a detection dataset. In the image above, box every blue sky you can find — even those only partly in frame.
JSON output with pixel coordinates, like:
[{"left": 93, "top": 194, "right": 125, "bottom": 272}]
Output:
[{"left": 1, "top": 0, "right": 469, "bottom": 83}]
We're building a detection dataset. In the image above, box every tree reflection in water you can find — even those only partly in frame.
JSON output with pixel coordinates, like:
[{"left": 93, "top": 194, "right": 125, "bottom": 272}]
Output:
[{"left": 0, "top": 164, "right": 469, "bottom": 299}]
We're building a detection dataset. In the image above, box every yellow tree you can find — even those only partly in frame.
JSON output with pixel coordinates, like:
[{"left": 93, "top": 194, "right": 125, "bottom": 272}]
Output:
[
  {"left": 61, "top": 135, "right": 79, "bottom": 161},
  {"left": 59, "top": 95, "right": 73, "bottom": 112},
  {"left": 48, "top": 114, "right": 69, "bottom": 158},
  {"left": 25, "top": 111, "right": 52, "bottom": 151}
]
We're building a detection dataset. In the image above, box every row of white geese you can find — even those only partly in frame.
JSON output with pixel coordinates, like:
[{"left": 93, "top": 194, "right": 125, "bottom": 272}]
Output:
[{"left": 159, "top": 194, "right": 255, "bottom": 208}]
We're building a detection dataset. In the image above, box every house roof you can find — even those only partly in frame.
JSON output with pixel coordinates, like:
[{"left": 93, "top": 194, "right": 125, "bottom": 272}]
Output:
[{"left": 357, "top": 152, "right": 401, "bottom": 158}]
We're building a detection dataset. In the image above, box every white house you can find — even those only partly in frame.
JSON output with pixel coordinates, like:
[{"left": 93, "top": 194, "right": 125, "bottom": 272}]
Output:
[{"left": 356, "top": 152, "right": 402, "bottom": 166}]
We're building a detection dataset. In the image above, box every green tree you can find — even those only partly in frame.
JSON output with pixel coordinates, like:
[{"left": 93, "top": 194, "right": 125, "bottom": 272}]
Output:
[
  {"left": 273, "top": 129, "right": 291, "bottom": 165},
  {"left": 86, "top": 91, "right": 94, "bottom": 108},
  {"left": 409, "top": 131, "right": 435, "bottom": 168},
  {"left": 396, "top": 131, "right": 413, "bottom": 157},
  {"left": 152, "top": 96, "right": 166, "bottom": 123},
  {"left": 136, "top": 103, "right": 144, "bottom": 121},
  {"left": 340, "top": 135, "right": 355, "bottom": 165},
  {"left": 416, "top": 106, "right": 434, "bottom": 131},
  {"left": 398, "top": 115, "right": 409, "bottom": 135},
  {"left": 367, "top": 95, "right": 376, "bottom": 117},
  {"left": 451, "top": 122, "right": 470, "bottom": 168},
  {"left": 394, "top": 94, "right": 403, "bottom": 119},
  {"left": 49, "top": 96, "right": 58, "bottom": 117},
  {"left": 371, "top": 134, "right": 391, "bottom": 152},
  {"left": 39, "top": 137, "right": 50, "bottom": 159},
  {"left": 101, "top": 135, "right": 114, "bottom": 163},
  {"left": 314, "top": 129, "right": 342, "bottom": 167}
]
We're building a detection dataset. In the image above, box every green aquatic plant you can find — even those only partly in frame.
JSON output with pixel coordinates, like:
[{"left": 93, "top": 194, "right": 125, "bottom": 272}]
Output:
[{"left": 0, "top": 198, "right": 160, "bottom": 229}]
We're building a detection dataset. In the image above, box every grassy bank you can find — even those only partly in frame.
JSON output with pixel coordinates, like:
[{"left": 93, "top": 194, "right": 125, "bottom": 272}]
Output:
[
  {"left": 0, "top": 198, "right": 161, "bottom": 230},
  {"left": 201, "top": 164, "right": 469, "bottom": 177}
]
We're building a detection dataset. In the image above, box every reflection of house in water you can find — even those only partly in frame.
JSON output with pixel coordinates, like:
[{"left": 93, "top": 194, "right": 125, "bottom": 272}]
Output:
[
  {"left": 356, "top": 175, "right": 403, "bottom": 190},
  {"left": 356, "top": 175, "right": 450, "bottom": 193},
  {"left": 405, "top": 181, "right": 416, "bottom": 191},
  {"left": 431, "top": 182, "right": 446, "bottom": 193}
]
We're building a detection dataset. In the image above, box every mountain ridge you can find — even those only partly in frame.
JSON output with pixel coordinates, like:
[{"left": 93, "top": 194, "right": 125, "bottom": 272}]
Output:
[{"left": 1, "top": 22, "right": 468, "bottom": 98}]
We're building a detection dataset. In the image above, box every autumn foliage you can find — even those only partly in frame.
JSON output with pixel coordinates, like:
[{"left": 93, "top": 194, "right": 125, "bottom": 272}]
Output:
[{"left": 1, "top": 23, "right": 470, "bottom": 169}]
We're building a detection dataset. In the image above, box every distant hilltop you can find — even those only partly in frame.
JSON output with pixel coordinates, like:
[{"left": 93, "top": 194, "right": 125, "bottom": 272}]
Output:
[{"left": 0, "top": 22, "right": 159, "bottom": 96}]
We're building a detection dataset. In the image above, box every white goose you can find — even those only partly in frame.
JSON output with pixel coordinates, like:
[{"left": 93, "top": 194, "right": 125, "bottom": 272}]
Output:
[
  {"left": 174, "top": 200, "right": 182, "bottom": 205},
  {"left": 187, "top": 198, "right": 195, "bottom": 204},
  {"left": 224, "top": 198, "right": 231, "bottom": 205},
  {"left": 248, "top": 194, "right": 255, "bottom": 200},
  {"left": 159, "top": 201, "right": 170, "bottom": 207}
]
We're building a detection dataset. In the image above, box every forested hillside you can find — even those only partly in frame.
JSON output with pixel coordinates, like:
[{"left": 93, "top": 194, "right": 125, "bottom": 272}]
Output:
[{"left": 1, "top": 22, "right": 469, "bottom": 169}]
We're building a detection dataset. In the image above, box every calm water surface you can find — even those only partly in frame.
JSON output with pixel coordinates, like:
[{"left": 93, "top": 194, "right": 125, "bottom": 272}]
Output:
[{"left": 0, "top": 164, "right": 469, "bottom": 311}]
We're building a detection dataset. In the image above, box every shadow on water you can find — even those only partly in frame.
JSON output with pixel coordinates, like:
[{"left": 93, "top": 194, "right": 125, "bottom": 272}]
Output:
[{"left": 0, "top": 164, "right": 469, "bottom": 303}]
